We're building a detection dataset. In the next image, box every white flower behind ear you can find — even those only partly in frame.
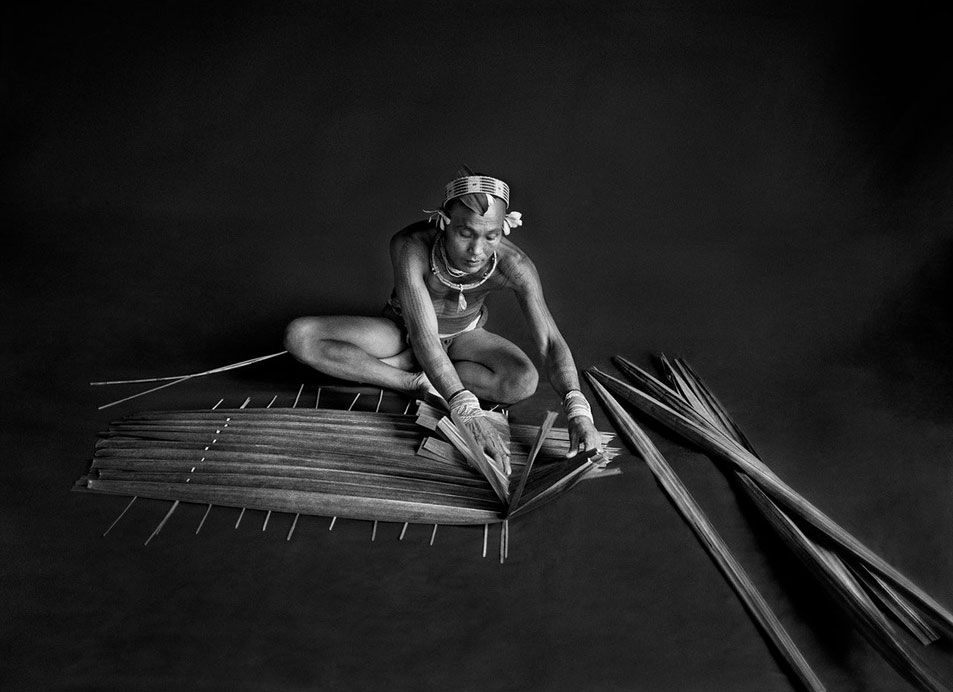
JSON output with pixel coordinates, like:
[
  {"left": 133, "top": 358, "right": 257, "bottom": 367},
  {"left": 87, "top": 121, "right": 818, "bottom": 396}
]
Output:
[
  {"left": 502, "top": 210, "right": 523, "bottom": 235},
  {"left": 424, "top": 208, "right": 450, "bottom": 230}
]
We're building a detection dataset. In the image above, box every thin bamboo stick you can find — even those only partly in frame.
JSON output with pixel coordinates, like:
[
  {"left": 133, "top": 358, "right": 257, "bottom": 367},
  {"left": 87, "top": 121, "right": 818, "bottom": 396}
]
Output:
[
  {"left": 90, "top": 351, "right": 288, "bottom": 386},
  {"left": 235, "top": 507, "right": 246, "bottom": 528},
  {"left": 102, "top": 495, "right": 137, "bottom": 536},
  {"left": 99, "top": 376, "right": 193, "bottom": 410},
  {"left": 293, "top": 384, "right": 304, "bottom": 408},
  {"left": 372, "top": 520, "right": 378, "bottom": 541},
  {"left": 144, "top": 500, "right": 180, "bottom": 546},
  {"left": 430, "top": 524, "right": 438, "bottom": 546},
  {"left": 399, "top": 522, "right": 408, "bottom": 540},
  {"left": 262, "top": 510, "right": 271, "bottom": 531},
  {"left": 588, "top": 366, "right": 953, "bottom": 637},
  {"left": 586, "top": 375, "right": 826, "bottom": 692},
  {"left": 195, "top": 503, "right": 212, "bottom": 534},
  {"left": 287, "top": 513, "right": 300, "bottom": 541}
]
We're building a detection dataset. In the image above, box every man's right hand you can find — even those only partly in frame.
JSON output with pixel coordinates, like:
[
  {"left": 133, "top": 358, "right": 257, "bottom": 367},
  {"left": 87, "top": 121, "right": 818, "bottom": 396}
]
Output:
[
  {"left": 449, "top": 388, "right": 511, "bottom": 475},
  {"left": 465, "top": 415, "right": 511, "bottom": 475}
]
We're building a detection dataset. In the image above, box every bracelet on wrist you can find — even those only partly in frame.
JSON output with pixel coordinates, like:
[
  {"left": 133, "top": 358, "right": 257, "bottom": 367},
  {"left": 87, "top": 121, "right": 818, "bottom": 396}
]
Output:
[
  {"left": 563, "top": 390, "right": 593, "bottom": 423},
  {"left": 449, "top": 389, "right": 484, "bottom": 425}
]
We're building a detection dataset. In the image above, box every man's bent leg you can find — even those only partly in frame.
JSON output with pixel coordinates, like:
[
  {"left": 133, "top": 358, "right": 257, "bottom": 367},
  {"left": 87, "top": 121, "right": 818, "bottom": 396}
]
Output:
[
  {"left": 446, "top": 329, "right": 539, "bottom": 405},
  {"left": 284, "top": 316, "right": 423, "bottom": 393}
]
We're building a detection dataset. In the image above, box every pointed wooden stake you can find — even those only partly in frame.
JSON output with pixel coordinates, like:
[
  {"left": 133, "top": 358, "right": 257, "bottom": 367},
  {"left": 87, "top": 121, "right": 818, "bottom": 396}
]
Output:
[
  {"left": 262, "top": 510, "right": 272, "bottom": 531},
  {"left": 102, "top": 496, "right": 137, "bottom": 537},
  {"left": 430, "top": 524, "right": 438, "bottom": 546},
  {"left": 234, "top": 507, "right": 246, "bottom": 528},
  {"left": 286, "top": 514, "right": 300, "bottom": 541},
  {"left": 329, "top": 516, "right": 337, "bottom": 531},
  {"left": 499, "top": 523, "right": 505, "bottom": 564},
  {"left": 195, "top": 503, "right": 213, "bottom": 534},
  {"left": 399, "top": 522, "right": 409, "bottom": 540},
  {"left": 144, "top": 500, "right": 180, "bottom": 546}
]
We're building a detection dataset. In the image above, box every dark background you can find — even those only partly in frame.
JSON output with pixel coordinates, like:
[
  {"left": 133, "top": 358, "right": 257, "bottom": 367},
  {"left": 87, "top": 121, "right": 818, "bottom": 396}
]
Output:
[{"left": 3, "top": 1, "right": 953, "bottom": 690}]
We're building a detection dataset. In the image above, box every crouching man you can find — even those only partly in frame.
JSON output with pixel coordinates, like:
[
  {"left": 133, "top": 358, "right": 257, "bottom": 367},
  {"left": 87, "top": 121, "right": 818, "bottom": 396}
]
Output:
[{"left": 285, "top": 167, "right": 601, "bottom": 469}]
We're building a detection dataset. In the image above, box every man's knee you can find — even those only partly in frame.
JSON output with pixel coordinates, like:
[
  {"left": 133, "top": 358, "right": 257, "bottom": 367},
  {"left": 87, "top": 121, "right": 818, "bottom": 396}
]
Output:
[
  {"left": 284, "top": 317, "right": 322, "bottom": 358},
  {"left": 496, "top": 363, "right": 538, "bottom": 404}
]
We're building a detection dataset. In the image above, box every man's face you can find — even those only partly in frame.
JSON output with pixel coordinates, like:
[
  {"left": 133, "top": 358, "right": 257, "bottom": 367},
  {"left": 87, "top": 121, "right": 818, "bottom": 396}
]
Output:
[{"left": 444, "top": 197, "right": 506, "bottom": 275}]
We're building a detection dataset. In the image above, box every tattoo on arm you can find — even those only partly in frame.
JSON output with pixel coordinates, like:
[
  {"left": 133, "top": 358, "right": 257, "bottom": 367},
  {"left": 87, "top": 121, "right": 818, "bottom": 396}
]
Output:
[
  {"left": 510, "top": 252, "right": 582, "bottom": 397},
  {"left": 391, "top": 233, "right": 464, "bottom": 397}
]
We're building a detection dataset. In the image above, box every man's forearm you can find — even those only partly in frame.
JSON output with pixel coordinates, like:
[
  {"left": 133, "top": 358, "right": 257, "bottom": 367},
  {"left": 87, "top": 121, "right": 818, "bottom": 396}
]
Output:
[
  {"left": 415, "top": 339, "right": 465, "bottom": 399},
  {"left": 544, "top": 341, "right": 582, "bottom": 398}
]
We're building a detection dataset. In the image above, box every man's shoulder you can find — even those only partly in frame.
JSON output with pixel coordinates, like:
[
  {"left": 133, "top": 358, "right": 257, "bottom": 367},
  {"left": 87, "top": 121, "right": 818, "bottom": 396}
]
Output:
[
  {"left": 497, "top": 240, "right": 540, "bottom": 289},
  {"left": 391, "top": 220, "right": 434, "bottom": 247},
  {"left": 390, "top": 221, "right": 435, "bottom": 267}
]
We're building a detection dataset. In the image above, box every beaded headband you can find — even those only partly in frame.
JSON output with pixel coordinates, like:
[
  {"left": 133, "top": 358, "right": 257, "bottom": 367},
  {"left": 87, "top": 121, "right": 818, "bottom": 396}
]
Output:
[
  {"left": 425, "top": 174, "right": 523, "bottom": 235},
  {"left": 445, "top": 175, "right": 510, "bottom": 208}
]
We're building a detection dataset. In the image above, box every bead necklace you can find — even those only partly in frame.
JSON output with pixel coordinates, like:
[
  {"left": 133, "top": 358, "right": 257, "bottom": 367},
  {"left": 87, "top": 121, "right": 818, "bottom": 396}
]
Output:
[{"left": 430, "top": 233, "right": 498, "bottom": 312}]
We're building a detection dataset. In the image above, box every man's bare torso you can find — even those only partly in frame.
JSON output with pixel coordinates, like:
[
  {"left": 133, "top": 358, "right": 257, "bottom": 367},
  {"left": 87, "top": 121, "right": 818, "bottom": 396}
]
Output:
[{"left": 389, "top": 221, "right": 536, "bottom": 333}]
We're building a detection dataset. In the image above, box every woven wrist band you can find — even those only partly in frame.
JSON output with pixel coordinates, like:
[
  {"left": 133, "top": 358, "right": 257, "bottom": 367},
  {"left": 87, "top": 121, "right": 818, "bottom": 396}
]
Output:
[
  {"left": 563, "top": 390, "right": 593, "bottom": 423},
  {"left": 449, "top": 390, "right": 484, "bottom": 425}
]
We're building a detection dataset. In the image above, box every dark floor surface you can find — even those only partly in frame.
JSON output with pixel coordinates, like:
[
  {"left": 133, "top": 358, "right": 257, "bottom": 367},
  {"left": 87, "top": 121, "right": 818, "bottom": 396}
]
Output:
[{"left": 4, "top": 2, "right": 953, "bottom": 691}]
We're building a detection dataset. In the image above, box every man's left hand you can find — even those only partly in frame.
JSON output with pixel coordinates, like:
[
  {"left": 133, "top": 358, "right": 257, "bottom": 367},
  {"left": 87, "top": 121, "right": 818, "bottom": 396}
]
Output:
[{"left": 566, "top": 415, "right": 603, "bottom": 458}]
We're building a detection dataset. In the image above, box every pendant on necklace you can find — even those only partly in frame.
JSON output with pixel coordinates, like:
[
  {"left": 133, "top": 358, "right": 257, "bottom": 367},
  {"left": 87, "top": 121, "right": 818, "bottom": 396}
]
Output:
[{"left": 458, "top": 290, "right": 467, "bottom": 312}]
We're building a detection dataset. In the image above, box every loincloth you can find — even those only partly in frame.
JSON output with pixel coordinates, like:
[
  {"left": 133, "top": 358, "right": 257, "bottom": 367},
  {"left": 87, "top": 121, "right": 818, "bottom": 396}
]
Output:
[{"left": 382, "top": 303, "right": 488, "bottom": 350}]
